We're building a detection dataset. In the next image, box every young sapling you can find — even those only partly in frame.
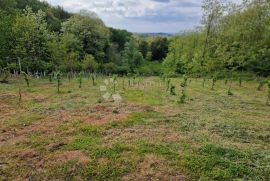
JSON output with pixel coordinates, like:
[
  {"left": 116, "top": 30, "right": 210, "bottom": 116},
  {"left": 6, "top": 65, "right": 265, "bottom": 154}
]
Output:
[
  {"left": 211, "top": 76, "right": 217, "bottom": 90},
  {"left": 56, "top": 72, "right": 61, "bottom": 93},
  {"left": 79, "top": 72, "right": 82, "bottom": 88},
  {"left": 170, "top": 84, "right": 176, "bottom": 95},
  {"left": 21, "top": 71, "right": 29, "bottom": 87}
]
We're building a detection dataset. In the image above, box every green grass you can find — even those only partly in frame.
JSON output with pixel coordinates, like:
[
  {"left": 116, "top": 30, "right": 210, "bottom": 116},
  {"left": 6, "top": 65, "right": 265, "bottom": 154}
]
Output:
[{"left": 0, "top": 76, "right": 269, "bottom": 180}]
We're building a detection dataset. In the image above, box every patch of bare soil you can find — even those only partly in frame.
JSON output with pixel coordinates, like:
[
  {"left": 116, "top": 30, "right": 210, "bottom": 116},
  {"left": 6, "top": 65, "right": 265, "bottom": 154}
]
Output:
[
  {"left": 53, "top": 151, "right": 90, "bottom": 165},
  {"left": 123, "top": 154, "right": 186, "bottom": 181}
]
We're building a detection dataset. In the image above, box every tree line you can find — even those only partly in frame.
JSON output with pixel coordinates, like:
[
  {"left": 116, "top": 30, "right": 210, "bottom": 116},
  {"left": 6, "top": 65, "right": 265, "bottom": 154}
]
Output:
[
  {"left": 163, "top": 0, "right": 270, "bottom": 76},
  {"left": 0, "top": 0, "right": 168, "bottom": 76},
  {"left": 0, "top": 0, "right": 269, "bottom": 77}
]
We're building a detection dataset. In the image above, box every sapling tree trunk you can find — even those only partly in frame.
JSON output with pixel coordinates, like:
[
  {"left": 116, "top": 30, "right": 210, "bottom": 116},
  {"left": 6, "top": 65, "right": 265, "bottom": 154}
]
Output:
[
  {"left": 68, "top": 72, "right": 72, "bottom": 82},
  {"left": 49, "top": 73, "right": 53, "bottom": 83},
  {"left": 91, "top": 73, "right": 96, "bottom": 86},
  {"left": 203, "top": 77, "right": 206, "bottom": 87},
  {"left": 239, "top": 77, "right": 242, "bottom": 87},
  {"left": 122, "top": 77, "right": 125, "bottom": 90},
  {"left": 179, "top": 75, "right": 188, "bottom": 104},
  {"left": 166, "top": 79, "right": 171, "bottom": 92},
  {"left": 113, "top": 75, "right": 117, "bottom": 93},
  {"left": 79, "top": 72, "right": 82, "bottom": 88},
  {"left": 19, "top": 87, "right": 22, "bottom": 103},
  {"left": 267, "top": 82, "right": 270, "bottom": 106},
  {"left": 228, "top": 79, "right": 233, "bottom": 96},
  {"left": 56, "top": 72, "right": 61, "bottom": 93}
]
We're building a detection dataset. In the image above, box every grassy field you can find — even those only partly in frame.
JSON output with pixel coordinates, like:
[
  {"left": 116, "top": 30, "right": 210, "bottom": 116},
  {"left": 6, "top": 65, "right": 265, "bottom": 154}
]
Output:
[{"left": 0, "top": 76, "right": 269, "bottom": 180}]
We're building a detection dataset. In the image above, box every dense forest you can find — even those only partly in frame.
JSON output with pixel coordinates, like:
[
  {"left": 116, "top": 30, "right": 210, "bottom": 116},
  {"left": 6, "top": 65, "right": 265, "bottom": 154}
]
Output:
[{"left": 0, "top": 0, "right": 269, "bottom": 77}]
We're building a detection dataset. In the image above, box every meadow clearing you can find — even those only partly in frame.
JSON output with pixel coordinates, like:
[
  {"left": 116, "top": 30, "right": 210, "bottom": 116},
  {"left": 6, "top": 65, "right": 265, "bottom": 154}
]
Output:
[{"left": 0, "top": 76, "right": 269, "bottom": 180}]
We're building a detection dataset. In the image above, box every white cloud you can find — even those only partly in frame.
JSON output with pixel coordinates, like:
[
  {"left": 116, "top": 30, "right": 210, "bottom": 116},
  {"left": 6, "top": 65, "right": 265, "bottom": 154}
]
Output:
[{"left": 46, "top": 0, "right": 242, "bottom": 33}]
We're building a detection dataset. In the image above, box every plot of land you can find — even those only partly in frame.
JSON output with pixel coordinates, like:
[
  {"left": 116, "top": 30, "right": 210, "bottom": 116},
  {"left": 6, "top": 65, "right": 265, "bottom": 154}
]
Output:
[{"left": 0, "top": 77, "right": 269, "bottom": 180}]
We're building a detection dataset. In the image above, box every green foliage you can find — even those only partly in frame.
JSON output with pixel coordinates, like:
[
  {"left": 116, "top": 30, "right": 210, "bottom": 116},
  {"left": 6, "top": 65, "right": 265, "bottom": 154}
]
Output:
[
  {"left": 163, "top": 1, "right": 270, "bottom": 76},
  {"left": 184, "top": 144, "right": 252, "bottom": 181},
  {"left": 179, "top": 75, "right": 188, "bottom": 104},
  {"left": 21, "top": 71, "right": 29, "bottom": 87},
  {"left": 82, "top": 54, "right": 98, "bottom": 73},
  {"left": 150, "top": 37, "right": 169, "bottom": 61},
  {"left": 136, "top": 61, "right": 162, "bottom": 76},
  {"left": 121, "top": 40, "right": 144, "bottom": 73},
  {"left": 0, "top": 68, "right": 10, "bottom": 83},
  {"left": 12, "top": 7, "right": 51, "bottom": 72},
  {"left": 181, "top": 75, "right": 188, "bottom": 88},
  {"left": 257, "top": 80, "right": 267, "bottom": 91},
  {"left": 170, "top": 84, "right": 176, "bottom": 96}
]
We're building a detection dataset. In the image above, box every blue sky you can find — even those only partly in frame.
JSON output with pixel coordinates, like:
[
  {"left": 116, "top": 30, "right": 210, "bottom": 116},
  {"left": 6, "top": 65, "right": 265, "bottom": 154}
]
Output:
[{"left": 45, "top": 0, "right": 241, "bottom": 33}]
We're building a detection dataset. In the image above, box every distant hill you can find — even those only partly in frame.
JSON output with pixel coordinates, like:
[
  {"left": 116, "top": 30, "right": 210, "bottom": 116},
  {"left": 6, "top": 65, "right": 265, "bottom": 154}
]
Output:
[{"left": 134, "top": 32, "right": 175, "bottom": 37}]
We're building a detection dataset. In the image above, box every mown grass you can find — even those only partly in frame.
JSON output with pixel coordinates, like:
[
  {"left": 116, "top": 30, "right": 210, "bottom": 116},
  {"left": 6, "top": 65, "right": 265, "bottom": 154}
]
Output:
[{"left": 0, "top": 76, "right": 269, "bottom": 180}]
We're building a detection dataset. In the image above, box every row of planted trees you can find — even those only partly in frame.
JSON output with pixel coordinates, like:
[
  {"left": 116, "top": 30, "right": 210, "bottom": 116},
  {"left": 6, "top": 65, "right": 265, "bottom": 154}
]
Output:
[
  {"left": 164, "top": 74, "right": 270, "bottom": 106},
  {"left": 13, "top": 70, "right": 270, "bottom": 106}
]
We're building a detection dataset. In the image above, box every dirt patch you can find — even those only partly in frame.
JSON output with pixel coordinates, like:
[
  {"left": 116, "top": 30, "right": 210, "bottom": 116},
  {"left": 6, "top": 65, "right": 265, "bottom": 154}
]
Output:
[
  {"left": 53, "top": 151, "right": 90, "bottom": 165},
  {"left": 123, "top": 154, "right": 186, "bottom": 181},
  {"left": 48, "top": 142, "right": 66, "bottom": 152},
  {"left": 19, "top": 148, "right": 39, "bottom": 159}
]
